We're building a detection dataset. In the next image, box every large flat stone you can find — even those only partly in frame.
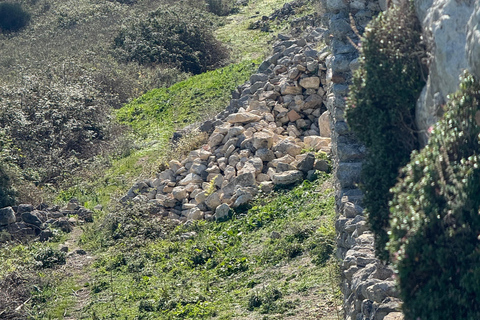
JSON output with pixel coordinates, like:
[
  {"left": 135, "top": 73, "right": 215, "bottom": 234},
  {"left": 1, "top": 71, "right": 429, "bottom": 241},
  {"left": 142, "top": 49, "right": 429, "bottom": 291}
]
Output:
[{"left": 272, "top": 170, "right": 304, "bottom": 186}]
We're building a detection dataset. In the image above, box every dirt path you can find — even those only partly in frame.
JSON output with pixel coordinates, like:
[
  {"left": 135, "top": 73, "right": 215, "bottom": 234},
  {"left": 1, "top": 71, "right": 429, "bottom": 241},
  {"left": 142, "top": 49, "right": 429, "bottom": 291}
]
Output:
[{"left": 60, "top": 227, "right": 95, "bottom": 320}]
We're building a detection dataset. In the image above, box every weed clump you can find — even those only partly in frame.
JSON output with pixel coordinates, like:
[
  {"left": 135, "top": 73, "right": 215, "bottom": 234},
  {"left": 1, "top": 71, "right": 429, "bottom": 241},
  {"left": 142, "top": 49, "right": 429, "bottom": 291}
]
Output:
[
  {"left": 388, "top": 72, "right": 480, "bottom": 320},
  {"left": 346, "top": 4, "right": 426, "bottom": 260},
  {"left": 0, "top": 2, "right": 30, "bottom": 33},
  {"left": 113, "top": 4, "right": 228, "bottom": 74},
  {"left": 33, "top": 247, "right": 66, "bottom": 268}
]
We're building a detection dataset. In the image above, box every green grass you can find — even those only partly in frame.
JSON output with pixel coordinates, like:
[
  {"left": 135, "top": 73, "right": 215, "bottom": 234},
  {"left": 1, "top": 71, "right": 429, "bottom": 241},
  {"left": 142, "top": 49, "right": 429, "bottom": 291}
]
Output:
[
  {"left": 30, "top": 274, "right": 81, "bottom": 319},
  {"left": 216, "top": 0, "right": 316, "bottom": 61},
  {"left": 78, "top": 174, "right": 341, "bottom": 319},
  {"left": 116, "top": 60, "right": 258, "bottom": 138}
]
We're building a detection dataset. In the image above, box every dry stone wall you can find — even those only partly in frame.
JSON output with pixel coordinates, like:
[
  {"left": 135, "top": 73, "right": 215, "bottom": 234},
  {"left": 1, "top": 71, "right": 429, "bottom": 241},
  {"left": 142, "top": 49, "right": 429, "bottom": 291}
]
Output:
[{"left": 325, "top": 1, "right": 404, "bottom": 320}]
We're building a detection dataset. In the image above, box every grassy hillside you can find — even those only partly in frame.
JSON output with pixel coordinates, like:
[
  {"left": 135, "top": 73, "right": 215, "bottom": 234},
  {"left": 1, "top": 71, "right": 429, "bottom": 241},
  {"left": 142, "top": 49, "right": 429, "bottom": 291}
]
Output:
[
  {"left": 2, "top": 175, "right": 340, "bottom": 319},
  {"left": 117, "top": 61, "right": 258, "bottom": 139},
  {"left": 0, "top": 1, "right": 338, "bottom": 319},
  {"left": 55, "top": 60, "right": 257, "bottom": 209},
  {"left": 0, "top": 0, "right": 315, "bottom": 206}
]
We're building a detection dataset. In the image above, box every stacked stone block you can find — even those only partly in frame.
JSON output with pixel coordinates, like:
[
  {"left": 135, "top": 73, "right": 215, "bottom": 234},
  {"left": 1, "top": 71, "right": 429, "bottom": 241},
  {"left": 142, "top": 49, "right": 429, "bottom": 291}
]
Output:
[{"left": 325, "top": 1, "right": 404, "bottom": 319}]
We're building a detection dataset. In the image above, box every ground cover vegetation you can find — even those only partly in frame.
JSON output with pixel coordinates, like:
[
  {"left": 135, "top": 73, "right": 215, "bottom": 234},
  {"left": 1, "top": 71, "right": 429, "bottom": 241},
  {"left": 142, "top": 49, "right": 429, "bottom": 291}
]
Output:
[
  {"left": 113, "top": 4, "right": 229, "bottom": 74},
  {"left": 0, "top": 174, "right": 341, "bottom": 319},
  {"left": 0, "top": 2, "right": 30, "bottom": 33},
  {"left": 78, "top": 175, "right": 341, "bottom": 319},
  {"left": 0, "top": 0, "right": 338, "bottom": 318},
  {"left": 0, "top": 0, "right": 231, "bottom": 205},
  {"left": 346, "top": 4, "right": 427, "bottom": 260}
]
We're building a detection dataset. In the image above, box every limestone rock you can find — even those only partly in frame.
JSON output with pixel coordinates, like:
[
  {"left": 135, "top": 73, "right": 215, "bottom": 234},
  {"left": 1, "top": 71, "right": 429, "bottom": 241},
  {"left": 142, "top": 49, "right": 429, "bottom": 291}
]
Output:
[
  {"left": 209, "top": 133, "right": 224, "bottom": 148},
  {"left": 253, "top": 131, "right": 274, "bottom": 149},
  {"left": 304, "top": 94, "right": 323, "bottom": 109},
  {"left": 287, "top": 110, "right": 301, "bottom": 122},
  {"left": 255, "top": 148, "right": 275, "bottom": 161},
  {"left": 187, "top": 208, "right": 204, "bottom": 221},
  {"left": 172, "top": 187, "right": 188, "bottom": 201},
  {"left": 256, "top": 173, "right": 270, "bottom": 182},
  {"left": 17, "top": 204, "right": 34, "bottom": 215},
  {"left": 195, "top": 191, "right": 207, "bottom": 204},
  {"left": 384, "top": 312, "right": 404, "bottom": 320},
  {"left": 22, "top": 211, "right": 43, "bottom": 228},
  {"left": 179, "top": 173, "right": 203, "bottom": 186},
  {"left": 318, "top": 111, "right": 331, "bottom": 137},
  {"left": 296, "top": 153, "right": 316, "bottom": 173},
  {"left": 205, "top": 192, "right": 222, "bottom": 210},
  {"left": 215, "top": 203, "right": 230, "bottom": 221},
  {"left": 247, "top": 100, "right": 271, "bottom": 114},
  {"left": 304, "top": 136, "right": 331, "bottom": 151},
  {"left": 272, "top": 170, "right": 304, "bottom": 186},
  {"left": 156, "top": 194, "right": 177, "bottom": 208},
  {"left": 299, "top": 77, "right": 320, "bottom": 89},
  {"left": 226, "top": 112, "right": 262, "bottom": 124},
  {"left": 415, "top": 0, "right": 478, "bottom": 145},
  {"left": 0, "top": 207, "right": 16, "bottom": 226},
  {"left": 233, "top": 188, "right": 254, "bottom": 207},
  {"left": 467, "top": 3, "right": 480, "bottom": 80},
  {"left": 260, "top": 181, "right": 275, "bottom": 193},
  {"left": 280, "top": 81, "right": 303, "bottom": 95},
  {"left": 274, "top": 139, "right": 302, "bottom": 157}
]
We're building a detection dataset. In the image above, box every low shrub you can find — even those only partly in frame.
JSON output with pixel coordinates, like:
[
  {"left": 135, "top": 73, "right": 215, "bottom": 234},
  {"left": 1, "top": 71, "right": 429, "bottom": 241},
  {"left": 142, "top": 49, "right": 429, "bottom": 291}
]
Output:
[
  {"left": 0, "top": 134, "right": 16, "bottom": 207},
  {"left": 0, "top": 74, "right": 113, "bottom": 186},
  {"left": 112, "top": 4, "right": 228, "bottom": 74},
  {"left": 33, "top": 247, "right": 66, "bottom": 268},
  {"left": 346, "top": 4, "right": 426, "bottom": 260},
  {"left": 205, "top": 0, "right": 237, "bottom": 16},
  {"left": 388, "top": 72, "right": 480, "bottom": 320},
  {"left": 0, "top": 2, "right": 30, "bottom": 33}
]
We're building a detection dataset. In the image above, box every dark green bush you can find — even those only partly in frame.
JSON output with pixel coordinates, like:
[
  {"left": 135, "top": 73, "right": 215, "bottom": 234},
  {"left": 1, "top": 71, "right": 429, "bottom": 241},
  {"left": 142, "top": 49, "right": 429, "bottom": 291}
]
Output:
[
  {"left": 112, "top": 5, "right": 228, "bottom": 74},
  {"left": 388, "top": 72, "right": 480, "bottom": 320},
  {"left": 0, "top": 2, "right": 30, "bottom": 33},
  {"left": 346, "top": 4, "right": 426, "bottom": 260},
  {"left": 33, "top": 247, "right": 66, "bottom": 268}
]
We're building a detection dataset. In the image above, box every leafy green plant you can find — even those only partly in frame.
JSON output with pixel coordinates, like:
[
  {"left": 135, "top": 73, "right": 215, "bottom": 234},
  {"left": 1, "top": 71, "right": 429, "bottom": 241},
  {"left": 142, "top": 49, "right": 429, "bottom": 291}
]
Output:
[
  {"left": 388, "top": 72, "right": 480, "bottom": 320},
  {"left": 33, "top": 247, "right": 66, "bottom": 268},
  {"left": 346, "top": 4, "right": 426, "bottom": 260},
  {"left": 112, "top": 4, "right": 228, "bottom": 74},
  {"left": 0, "top": 2, "right": 30, "bottom": 33}
]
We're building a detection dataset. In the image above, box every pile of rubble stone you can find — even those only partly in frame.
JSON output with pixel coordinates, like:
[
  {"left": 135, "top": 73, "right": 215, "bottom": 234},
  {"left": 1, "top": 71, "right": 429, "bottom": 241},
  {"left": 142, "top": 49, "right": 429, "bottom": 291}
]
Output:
[
  {"left": 0, "top": 199, "right": 94, "bottom": 243},
  {"left": 121, "top": 29, "right": 333, "bottom": 223}
]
